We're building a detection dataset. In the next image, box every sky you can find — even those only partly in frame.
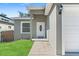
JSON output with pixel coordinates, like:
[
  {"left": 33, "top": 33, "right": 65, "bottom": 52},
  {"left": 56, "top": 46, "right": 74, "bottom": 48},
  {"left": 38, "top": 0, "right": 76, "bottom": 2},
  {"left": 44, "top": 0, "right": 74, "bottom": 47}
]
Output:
[{"left": 0, "top": 3, "right": 46, "bottom": 17}]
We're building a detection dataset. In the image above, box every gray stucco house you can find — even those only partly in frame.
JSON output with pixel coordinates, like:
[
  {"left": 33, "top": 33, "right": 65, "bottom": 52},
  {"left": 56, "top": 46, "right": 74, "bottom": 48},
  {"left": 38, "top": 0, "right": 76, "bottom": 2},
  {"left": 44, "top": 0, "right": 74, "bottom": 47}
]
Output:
[
  {"left": 14, "top": 3, "right": 79, "bottom": 56},
  {"left": 14, "top": 7, "right": 48, "bottom": 40}
]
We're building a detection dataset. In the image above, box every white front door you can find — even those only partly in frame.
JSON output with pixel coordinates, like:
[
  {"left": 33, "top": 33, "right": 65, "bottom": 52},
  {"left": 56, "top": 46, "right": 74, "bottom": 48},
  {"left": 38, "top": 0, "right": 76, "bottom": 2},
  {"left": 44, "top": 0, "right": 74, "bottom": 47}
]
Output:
[{"left": 36, "top": 22, "right": 45, "bottom": 38}]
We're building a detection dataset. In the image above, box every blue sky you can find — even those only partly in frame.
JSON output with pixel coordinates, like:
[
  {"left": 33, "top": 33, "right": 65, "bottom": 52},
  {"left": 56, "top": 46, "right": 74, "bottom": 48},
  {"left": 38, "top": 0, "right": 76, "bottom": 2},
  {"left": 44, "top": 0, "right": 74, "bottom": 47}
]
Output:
[{"left": 0, "top": 3, "right": 46, "bottom": 17}]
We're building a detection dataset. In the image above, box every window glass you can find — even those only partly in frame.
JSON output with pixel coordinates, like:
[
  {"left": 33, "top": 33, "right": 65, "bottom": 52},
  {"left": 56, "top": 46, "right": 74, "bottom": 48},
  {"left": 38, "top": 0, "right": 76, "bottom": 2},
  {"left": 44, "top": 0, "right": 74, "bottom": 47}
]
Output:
[
  {"left": 22, "top": 27, "right": 30, "bottom": 32},
  {"left": 8, "top": 26, "right": 11, "bottom": 29},
  {"left": 22, "top": 23, "right": 30, "bottom": 32},
  {"left": 40, "top": 25, "right": 42, "bottom": 31},
  {"left": 22, "top": 23, "right": 30, "bottom": 27}
]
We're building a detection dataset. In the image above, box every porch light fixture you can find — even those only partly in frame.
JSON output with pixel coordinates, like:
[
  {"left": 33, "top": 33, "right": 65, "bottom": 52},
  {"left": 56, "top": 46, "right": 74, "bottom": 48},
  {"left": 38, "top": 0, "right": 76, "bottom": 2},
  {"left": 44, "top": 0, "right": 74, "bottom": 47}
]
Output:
[{"left": 59, "top": 4, "right": 63, "bottom": 15}]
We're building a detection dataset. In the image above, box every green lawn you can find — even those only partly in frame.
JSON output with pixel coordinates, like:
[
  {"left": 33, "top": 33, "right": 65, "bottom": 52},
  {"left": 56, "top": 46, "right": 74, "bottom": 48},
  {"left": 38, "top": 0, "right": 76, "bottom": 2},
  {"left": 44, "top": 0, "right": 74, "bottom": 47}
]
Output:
[{"left": 0, "top": 40, "right": 33, "bottom": 56}]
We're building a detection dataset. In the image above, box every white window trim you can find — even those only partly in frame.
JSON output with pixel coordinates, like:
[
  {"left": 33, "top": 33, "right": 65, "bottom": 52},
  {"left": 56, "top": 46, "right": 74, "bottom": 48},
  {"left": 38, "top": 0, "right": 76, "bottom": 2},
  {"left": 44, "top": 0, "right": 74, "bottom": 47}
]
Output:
[{"left": 21, "top": 21, "right": 31, "bottom": 34}]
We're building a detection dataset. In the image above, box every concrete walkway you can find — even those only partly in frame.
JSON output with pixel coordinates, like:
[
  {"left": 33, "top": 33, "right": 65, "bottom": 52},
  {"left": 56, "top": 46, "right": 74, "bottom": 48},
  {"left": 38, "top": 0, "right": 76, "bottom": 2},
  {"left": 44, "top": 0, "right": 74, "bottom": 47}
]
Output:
[{"left": 29, "top": 41, "right": 54, "bottom": 56}]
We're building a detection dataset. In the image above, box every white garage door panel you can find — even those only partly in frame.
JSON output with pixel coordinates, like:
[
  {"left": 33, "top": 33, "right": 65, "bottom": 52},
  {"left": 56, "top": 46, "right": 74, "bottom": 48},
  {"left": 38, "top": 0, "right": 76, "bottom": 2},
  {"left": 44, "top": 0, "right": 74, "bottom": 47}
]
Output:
[{"left": 62, "top": 5, "right": 79, "bottom": 52}]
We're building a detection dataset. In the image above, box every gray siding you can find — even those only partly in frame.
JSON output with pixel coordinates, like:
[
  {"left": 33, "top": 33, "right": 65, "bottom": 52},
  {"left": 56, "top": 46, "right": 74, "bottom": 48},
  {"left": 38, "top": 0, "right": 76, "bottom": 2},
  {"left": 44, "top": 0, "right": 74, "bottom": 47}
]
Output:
[
  {"left": 14, "top": 20, "right": 31, "bottom": 40},
  {"left": 14, "top": 15, "right": 47, "bottom": 40},
  {"left": 48, "top": 4, "right": 63, "bottom": 55},
  {"left": 56, "top": 4, "right": 62, "bottom": 55},
  {"left": 48, "top": 5, "right": 57, "bottom": 55},
  {"left": 32, "top": 15, "right": 47, "bottom": 38}
]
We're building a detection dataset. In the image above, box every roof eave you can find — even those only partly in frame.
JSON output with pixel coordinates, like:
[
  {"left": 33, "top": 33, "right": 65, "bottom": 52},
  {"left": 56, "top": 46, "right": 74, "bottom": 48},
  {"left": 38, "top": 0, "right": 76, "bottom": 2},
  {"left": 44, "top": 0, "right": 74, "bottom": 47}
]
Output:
[
  {"left": 44, "top": 3, "right": 53, "bottom": 15},
  {"left": 28, "top": 7, "right": 45, "bottom": 10},
  {"left": 13, "top": 17, "right": 34, "bottom": 21}
]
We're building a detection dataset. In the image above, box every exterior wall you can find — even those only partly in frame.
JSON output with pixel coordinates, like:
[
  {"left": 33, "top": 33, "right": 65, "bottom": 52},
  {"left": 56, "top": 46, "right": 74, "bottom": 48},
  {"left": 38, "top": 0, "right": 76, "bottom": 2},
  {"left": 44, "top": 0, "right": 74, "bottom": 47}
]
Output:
[
  {"left": 14, "top": 20, "right": 31, "bottom": 40},
  {"left": 0, "top": 22, "right": 14, "bottom": 41},
  {"left": 56, "top": 4, "right": 63, "bottom": 55},
  {"left": 48, "top": 5, "right": 57, "bottom": 55},
  {"left": 48, "top": 4, "right": 63, "bottom": 56},
  {"left": 46, "top": 16, "right": 49, "bottom": 40},
  {"left": 14, "top": 15, "right": 47, "bottom": 40},
  {"left": 32, "top": 15, "right": 47, "bottom": 38},
  {"left": 0, "top": 22, "right": 14, "bottom": 32},
  {"left": 48, "top": 4, "right": 79, "bottom": 56}
]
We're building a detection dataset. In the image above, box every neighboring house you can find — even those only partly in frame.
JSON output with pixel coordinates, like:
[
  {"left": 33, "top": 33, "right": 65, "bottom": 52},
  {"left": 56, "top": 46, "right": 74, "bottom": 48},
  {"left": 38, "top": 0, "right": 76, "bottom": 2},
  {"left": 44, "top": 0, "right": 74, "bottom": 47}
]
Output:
[
  {"left": 0, "top": 15, "right": 14, "bottom": 41},
  {"left": 14, "top": 3, "right": 79, "bottom": 56},
  {"left": 0, "top": 15, "right": 14, "bottom": 32}
]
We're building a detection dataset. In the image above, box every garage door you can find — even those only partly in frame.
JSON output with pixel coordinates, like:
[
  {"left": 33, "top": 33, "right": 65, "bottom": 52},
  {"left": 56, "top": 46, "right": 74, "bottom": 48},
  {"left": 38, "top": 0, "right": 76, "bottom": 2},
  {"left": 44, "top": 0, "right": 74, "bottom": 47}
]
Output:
[{"left": 62, "top": 4, "right": 79, "bottom": 52}]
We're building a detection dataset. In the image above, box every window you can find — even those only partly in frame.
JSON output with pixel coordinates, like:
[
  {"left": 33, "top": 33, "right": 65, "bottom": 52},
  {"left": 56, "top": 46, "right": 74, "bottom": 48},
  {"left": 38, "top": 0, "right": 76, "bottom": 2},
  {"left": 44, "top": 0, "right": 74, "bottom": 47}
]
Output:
[
  {"left": 21, "top": 21, "right": 31, "bottom": 34},
  {"left": 8, "top": 26, "right": 11, "bottom": 29},
  {"left": 39, "top": 25, "right": 42, "bottom": 31}
]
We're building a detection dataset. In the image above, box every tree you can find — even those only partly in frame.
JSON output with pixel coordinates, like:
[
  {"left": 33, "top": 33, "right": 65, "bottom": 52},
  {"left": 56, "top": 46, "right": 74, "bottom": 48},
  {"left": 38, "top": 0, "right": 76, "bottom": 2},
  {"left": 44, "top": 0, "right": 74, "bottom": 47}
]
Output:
[
  {"left": 18, "top": 11, "right": 30, "bottom": 17},
  {"left": 0, "top": 13, "right": 7, "bottom": 17},
  {"left": 18, "top": 11, "right": 24, "bottom": 17}
]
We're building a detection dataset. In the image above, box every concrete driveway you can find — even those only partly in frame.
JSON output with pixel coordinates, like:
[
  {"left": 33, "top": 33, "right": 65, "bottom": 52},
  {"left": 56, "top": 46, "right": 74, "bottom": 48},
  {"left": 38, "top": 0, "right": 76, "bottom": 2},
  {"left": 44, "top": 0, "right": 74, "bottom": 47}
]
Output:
[{"left": 29, "top": 41, "right": 54, "bottom": 56}]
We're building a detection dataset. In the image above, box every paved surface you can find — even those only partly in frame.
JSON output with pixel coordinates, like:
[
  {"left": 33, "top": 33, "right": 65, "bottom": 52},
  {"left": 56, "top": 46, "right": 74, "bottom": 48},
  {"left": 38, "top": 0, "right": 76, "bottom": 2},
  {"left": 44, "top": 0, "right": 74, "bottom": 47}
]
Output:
[{"left": 29, "top": 41, "right": 54, "bottom": 56}]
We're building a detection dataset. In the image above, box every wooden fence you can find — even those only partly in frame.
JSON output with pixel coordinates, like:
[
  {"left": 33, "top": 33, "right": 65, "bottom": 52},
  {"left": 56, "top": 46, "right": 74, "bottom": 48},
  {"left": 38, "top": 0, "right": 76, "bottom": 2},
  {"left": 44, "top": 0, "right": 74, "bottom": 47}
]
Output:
[{"left": 1, "top": 30, "right": 14, "bottom": 42}]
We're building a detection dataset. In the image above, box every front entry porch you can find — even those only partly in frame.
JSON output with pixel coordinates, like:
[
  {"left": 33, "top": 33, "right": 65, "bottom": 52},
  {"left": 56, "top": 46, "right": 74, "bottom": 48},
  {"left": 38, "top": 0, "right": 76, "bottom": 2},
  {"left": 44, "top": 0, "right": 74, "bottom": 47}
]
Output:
[
  {"left": 31, "top": 14, "right": 47, "bottom": 39},
  {"left": 31, "top": 21, "right": 48, "bottom": 40},
  {"left": 31, "top": 21, "right": 47, "bottom": 39}
]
